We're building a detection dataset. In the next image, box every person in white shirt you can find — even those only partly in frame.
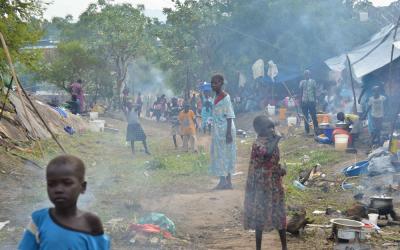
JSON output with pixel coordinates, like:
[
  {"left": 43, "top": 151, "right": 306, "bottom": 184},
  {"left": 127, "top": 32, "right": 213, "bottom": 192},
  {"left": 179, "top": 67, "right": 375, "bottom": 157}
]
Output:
[{"left": 366, "top": 86, "right": 386, "bottom": 146}]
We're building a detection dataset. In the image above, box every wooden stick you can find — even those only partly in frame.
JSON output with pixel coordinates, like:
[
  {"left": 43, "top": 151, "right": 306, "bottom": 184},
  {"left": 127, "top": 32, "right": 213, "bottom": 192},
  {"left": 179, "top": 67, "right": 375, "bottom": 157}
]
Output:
[
  {"left": 282, "top": 81, "right": 300, "bottom": 116},
  {"left": 18, "top": 78, "right": 66, "bottom": 153},
  {"left": 346, "top": 55, "right": 358, "bottom": 114},
  {"left": 388, "top": 15, "right": 400, "bottom": 140},
  {"left": 0, "top": 76, "right": 13, "bottom": 122},
  {"left": 0, "top": 32, "right": 44, "bottom": 157}
]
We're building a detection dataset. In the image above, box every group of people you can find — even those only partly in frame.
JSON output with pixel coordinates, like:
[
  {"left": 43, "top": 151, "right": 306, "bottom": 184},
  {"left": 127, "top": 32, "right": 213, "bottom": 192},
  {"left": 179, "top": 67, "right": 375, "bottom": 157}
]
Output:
[
  {"left": 299, "top": 70, "right": 388, "bottom": 148},
  {"left": 18, "top": 74, "right": 289, "bottom": 250}
]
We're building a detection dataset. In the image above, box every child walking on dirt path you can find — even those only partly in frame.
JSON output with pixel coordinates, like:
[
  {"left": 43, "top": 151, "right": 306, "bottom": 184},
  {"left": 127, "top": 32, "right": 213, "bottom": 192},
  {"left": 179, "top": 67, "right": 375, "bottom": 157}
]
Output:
[
  {"left": 244, "top": 115, "right": 287, "bottom": 250},
  {"left": 126, "top": 102, "right": 150, "bottom": 156},
  {"left": 19, "top": 155, "right": 110, "bottom": 250},
  {"left": 179, "top": 103, "right": 198, "bottom": 152}
]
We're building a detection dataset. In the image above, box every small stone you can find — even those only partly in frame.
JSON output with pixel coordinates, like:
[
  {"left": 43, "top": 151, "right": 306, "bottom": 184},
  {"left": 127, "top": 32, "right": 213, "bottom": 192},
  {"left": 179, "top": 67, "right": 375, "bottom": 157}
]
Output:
[{"left": 150, "top": 237, "right": 160, "bottom": 245}]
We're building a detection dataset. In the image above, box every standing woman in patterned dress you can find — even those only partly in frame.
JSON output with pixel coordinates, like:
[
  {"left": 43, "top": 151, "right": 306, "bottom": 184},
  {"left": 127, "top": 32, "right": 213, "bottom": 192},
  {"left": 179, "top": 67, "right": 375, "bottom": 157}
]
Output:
[
  {"left": 244, "top": 115, "right": 287, "bottom": 250},
  {"left": 209, "top": 74, "right": 237, "bottom": 189}
]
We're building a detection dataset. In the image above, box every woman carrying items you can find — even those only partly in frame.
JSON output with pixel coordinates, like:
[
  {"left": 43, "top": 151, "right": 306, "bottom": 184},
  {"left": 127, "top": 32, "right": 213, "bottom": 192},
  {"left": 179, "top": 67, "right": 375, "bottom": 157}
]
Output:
[
  {"left": 126, "top": 102, "right": 150, "bottom": 156},
  {"left": 209, "top": 74, "right": 237, "bottom": 190},
  {"left": 244, "top": 115, "right": 287, "bottom": 250}
]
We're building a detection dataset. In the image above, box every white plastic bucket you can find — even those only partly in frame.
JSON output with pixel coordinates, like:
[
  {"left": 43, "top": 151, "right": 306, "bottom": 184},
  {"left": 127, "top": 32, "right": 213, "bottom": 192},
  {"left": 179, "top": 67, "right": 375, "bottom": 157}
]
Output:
[
  {"left": 89, "top": 112, "right": 98, "bottom": 120},
  {"left": 368, "top": 213, "right": 378, "bottom": 225},
  {"left": 267, "top": 105, "right": 276, "bottom": 116},
  {"left": 287, "top": 116, "right": 297, "bottom": 126},
  {"left": 89, "top": 120, "right": 105, "bottom": 132},
  {"left": 335, "top": 134, "right": 349, "bottom": 151}
]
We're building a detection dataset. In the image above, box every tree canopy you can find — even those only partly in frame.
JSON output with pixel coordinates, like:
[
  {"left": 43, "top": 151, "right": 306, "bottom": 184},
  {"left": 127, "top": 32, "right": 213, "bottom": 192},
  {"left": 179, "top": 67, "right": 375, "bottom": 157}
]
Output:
[
  {"left": 25, "top": 0, "right": 384, "bottom": 103},
  {"left": 0, "top": 0, "right": 44, "bottom": 81}
]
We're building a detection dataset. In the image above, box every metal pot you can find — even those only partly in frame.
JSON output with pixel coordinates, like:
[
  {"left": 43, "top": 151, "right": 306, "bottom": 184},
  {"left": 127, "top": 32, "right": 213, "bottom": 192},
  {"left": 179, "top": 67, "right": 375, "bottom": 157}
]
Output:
[
  {"left": 330, "top": 219, "right": 364, "bottom": 242},
  {"left": 369, "top": 196, "right": 393, "bottom": 215}
]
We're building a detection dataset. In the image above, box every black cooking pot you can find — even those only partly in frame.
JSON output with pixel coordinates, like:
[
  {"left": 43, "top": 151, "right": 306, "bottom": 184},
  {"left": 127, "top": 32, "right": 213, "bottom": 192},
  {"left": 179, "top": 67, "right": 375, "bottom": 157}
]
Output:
[{"left": 369, "top": 196, "right": 393, "bottom": 215}]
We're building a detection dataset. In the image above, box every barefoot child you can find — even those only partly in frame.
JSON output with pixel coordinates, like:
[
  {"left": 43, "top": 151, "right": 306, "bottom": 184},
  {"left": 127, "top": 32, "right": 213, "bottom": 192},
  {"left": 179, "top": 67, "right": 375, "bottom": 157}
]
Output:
[
  {"left": 244, "top": 115, "right": 287, "bottom": 250},
  {"left": 19, "top": 155, "right": 110, "bottom": 249},
  {"left": 179, "top": 103, "right": 198, "bottom": 152}
]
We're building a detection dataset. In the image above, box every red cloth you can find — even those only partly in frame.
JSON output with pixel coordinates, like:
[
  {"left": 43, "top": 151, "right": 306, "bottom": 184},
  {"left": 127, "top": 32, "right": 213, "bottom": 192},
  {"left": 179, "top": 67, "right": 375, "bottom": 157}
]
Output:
[
  {"left": 332, "top": 128, "right": 352, "bottom": 145},
  {"left": 214, "top": 93, "right": 226, "bottom": 105},
  {"left": 129, "top": 224, "right": 172, "bottom": 239}
]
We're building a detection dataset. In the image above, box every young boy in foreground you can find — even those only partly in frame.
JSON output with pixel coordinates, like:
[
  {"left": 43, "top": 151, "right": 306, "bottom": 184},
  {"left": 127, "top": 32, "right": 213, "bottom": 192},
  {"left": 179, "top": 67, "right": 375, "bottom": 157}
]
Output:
[{"left": 19, "top": 155, "right": 110, "bottom": 250}]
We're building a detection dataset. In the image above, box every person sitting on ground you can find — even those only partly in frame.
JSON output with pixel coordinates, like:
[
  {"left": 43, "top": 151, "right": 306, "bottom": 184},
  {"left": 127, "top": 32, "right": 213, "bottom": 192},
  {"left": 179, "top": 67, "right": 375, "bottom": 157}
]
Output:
[
  {"left": 333, "top": 112, "right": 353, "bottom": 147},
  {"left": 19, "top": 155, "right": 110, "bottom": 250},
  {"left": 179, "top": 103, "right": 198, "bottom": 152},
  {"left": 365, "top": 86, "right": 386, "bottom": 147},
  {"left": 244, "top": 115, "right": 287, "bottom": 250},
  {"left": 126, "top": 102, "right": 150, "bottom": 156}
]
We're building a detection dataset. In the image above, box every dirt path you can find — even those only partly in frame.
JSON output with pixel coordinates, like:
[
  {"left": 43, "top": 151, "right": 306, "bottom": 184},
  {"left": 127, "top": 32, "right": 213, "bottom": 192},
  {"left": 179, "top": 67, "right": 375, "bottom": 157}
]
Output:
[
  {"left": 1, "top": 115, "right": 352, "bottom": 250},
  {"left": 140, "top": 124, "right": 285, "bottom": 250}
]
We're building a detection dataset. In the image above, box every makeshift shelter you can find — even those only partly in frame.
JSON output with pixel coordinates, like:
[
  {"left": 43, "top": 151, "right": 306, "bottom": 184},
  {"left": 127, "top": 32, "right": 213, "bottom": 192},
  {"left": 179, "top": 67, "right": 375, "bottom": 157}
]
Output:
[
  {"left": 0, "top": 91, "right": 87, "bottom": 143},
  {"left": 325, "top": 24, "right": 400, "bottom": 80}
]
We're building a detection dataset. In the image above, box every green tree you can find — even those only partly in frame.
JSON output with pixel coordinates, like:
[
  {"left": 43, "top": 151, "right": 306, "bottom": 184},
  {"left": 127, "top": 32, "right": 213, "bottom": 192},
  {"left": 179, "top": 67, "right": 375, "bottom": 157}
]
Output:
[
  {"left": 0, "top": 0, "right": 44, "bottom": 85},
  {"left": 77, "top": 1, "right": 151, "bottom": 101}
]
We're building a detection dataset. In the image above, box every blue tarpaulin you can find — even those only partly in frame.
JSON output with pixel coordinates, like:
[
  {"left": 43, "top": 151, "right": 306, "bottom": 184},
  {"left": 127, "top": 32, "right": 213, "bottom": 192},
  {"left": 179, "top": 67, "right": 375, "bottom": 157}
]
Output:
[{"left": 198, "top": 82, "right": 211, "bottom": 92}]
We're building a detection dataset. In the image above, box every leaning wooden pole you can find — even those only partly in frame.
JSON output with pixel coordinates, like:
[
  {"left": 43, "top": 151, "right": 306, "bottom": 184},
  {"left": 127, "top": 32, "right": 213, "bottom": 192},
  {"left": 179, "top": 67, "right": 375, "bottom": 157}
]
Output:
[
  {"left": 346, "top": 55, "right": 358, "bottom": 114},
  {"left": 0, "top": 32, "right": 44, "bottom": 157},
  {"left": 388, "top": 15, "right": 400, "bottom": 147},
  {"left": 19, "top": 78, "right": 66, "bottom": 153}
]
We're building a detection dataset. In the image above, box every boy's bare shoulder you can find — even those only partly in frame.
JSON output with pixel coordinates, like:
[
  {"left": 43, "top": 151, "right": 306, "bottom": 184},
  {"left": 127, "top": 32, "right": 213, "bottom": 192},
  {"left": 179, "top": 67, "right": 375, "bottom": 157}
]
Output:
[{"left": 82, "top": 211, "right": 104, "bottom": 235}]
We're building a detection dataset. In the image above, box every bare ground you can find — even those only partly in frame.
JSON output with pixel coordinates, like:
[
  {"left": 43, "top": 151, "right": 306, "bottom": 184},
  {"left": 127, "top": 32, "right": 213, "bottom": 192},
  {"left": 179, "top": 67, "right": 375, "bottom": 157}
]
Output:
[{"left": 0, "top": 113, "right": 399, "bottom": 249}]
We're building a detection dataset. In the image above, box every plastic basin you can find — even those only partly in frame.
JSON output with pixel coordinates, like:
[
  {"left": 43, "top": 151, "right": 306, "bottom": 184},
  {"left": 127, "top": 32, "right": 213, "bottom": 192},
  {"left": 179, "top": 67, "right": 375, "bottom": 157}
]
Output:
[{"left": 342, "top": 161, "right": 369, "bottom": 177}]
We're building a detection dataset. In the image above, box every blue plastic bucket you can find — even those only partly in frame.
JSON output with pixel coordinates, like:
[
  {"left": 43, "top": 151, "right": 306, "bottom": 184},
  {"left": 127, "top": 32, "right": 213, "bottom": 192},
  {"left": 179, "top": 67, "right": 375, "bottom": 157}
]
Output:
[
  {"left": 323, "top": 127, "right": 334, "bottom": 141},
  {"left": 342, "top": 161, "right": 369, "bottom": 177}
]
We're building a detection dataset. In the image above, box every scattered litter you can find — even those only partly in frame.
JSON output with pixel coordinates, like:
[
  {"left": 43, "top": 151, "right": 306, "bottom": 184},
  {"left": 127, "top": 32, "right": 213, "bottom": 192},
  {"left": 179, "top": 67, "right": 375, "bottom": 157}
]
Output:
[
  {"left": 107, "top": 218, "right": 124, "bottom": 224},
  {"left": 138, "top": 213, "right": 176, "bottom": 236},
  {"left": 293, "top": 180, "right": 306, "bottom": 191},
  {"left": 129, "top": 224, "right": 172, "bottom": 239},
  {"left": 104, "top": 127, "right": 119, "bottom": 134},
  {"left": 368, "top": 154, "right": 395, "bottom": 175},
  {"left": 312, "top": 210, "right": 326, "bottom": 215},
  {"left": 232, "top": 171, "right": 244, "bottom": 176},
  {"left": 64, "top": 126, "right": 75, "bottom": 135},
  {"left": 301, "top": 155, "right": 310, "bottom": 165},
  {"left": 0, "top": 220, "right": 10, "bottom": 231},
  {"left": 92, "top": 161, "right": 97, "bottom": 167}
]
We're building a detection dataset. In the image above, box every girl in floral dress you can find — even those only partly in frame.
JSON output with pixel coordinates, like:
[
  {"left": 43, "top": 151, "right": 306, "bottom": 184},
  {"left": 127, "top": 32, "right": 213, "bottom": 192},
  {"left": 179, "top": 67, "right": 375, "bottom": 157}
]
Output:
[{"left": 244, "top": 115, "right": 287, "bottom": 250}]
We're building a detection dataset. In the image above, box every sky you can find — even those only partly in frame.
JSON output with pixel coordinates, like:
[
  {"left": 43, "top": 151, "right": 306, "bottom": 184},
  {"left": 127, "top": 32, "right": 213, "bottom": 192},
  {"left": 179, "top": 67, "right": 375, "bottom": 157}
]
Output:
[
  {"left": 43, "top": 0, "right": 174, "bottom": 20},
  {"left": 43, "top": 0, "right": 397, "bottom": 21}
]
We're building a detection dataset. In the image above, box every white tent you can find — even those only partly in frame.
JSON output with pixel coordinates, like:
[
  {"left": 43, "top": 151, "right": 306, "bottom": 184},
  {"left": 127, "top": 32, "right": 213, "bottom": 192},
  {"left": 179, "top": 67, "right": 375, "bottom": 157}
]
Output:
[{"left": 325, "top": 24, "right": 400, "bottom": 79}]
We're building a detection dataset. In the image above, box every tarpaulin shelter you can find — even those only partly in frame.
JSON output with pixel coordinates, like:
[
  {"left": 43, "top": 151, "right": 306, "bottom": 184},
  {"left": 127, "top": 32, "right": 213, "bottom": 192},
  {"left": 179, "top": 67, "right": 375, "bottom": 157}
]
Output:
[{"left": 325, "top": 24, "right": 400, "bottom": 79}]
